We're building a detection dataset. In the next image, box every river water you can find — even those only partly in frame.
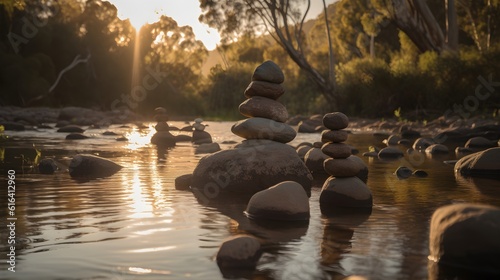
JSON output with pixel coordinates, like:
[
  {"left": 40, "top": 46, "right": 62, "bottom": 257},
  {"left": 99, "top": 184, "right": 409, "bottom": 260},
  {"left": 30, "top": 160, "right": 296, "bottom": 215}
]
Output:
[{"left": 1, "top": 121, "right": 499, "bottom": 280}]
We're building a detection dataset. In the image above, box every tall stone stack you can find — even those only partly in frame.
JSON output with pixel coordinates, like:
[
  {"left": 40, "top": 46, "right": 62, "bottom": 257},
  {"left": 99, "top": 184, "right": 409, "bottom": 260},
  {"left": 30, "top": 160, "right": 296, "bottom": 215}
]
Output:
[
  {"left": 190, "top": 61, "right": 313, "bottom": 201},
  {"left": 319, "top": 112, "right": 373, "bottom": 214},
  {"left": 231, "top": 61, "right": 296, "bottom": 144}
]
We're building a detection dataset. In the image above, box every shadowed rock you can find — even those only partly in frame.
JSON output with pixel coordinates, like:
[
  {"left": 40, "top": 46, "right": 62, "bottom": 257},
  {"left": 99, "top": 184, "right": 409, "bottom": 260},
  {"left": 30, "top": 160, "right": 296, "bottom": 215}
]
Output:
[
  {"left": 231, "top": 117, "right": 296, "bottom": 143},
  {"left": 251, "top": 60, "right": 285, "bottom": 83},
  {"left": 216, "top": 235, "right": 262, "bottom": 270},
  {"left": 191, "top": 140, "right": 312, "bottom": 201},
  {"left": 455, "top": 147, "right": 500, "bottom": 178},
  {"left": 244, "top": 81, "right": 285, "bottom": 100},
  {"left": 429, "top": 203, "right": 500, "bottom": 275},
  {"left": 239, "top": 96, "right": 288, "bottom": 123},
  {"left": 245, "top": 181, "right": 310, "bottom": 221},
  {"left": 69, "top": 154, "right": 122, "bottom": 179}
]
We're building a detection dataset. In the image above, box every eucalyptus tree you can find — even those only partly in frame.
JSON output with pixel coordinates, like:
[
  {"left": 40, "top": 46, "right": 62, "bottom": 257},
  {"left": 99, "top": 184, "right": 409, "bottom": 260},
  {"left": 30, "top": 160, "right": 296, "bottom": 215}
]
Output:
[{"left": 199, "top": 0, "right": 340, "bottom": 110}]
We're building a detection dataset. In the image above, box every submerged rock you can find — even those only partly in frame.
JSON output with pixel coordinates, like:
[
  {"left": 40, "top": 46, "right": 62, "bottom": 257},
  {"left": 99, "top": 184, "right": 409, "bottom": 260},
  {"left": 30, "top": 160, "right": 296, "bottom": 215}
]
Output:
[
  {"left": 395, "top": 166, "right": 413, "bottom": 179},
  {"left": 319, "top": 176, "right": 373, "bottom": 213},
  {"left": 38, "top": 158, "right": 58, "bottom": 174},
  {"left": 175, "top": 174, "right": 193, "bottom": 190},
  {"left": 69, "top": 154, "right": 122, "bottom": 179}
]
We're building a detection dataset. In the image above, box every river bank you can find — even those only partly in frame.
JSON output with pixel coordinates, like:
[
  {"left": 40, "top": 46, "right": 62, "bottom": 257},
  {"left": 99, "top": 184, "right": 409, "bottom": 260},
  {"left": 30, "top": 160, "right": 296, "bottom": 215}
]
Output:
[{"left": 1, "top": 106, "right": 499, "bottom": 137}]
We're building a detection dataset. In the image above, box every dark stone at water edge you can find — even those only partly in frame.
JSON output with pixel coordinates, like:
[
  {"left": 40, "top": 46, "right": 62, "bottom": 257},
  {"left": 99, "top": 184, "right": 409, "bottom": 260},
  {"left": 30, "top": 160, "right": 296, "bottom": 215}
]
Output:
[
  {"left": 175, "top": 174, "right": 193, "bottom": 190},
  {"left": 429, "top": 203, "right": 500, "bottom": 275},
  {"left": 319, "top": 176, "right": 372, "bottom": 213},
  {"left": 151, "top": 131, "right": 176, "bottom": 147},
  {"left": 454, "top": 147, "right": 500, "bottom": 178},
  {"left": 216, "top": 235, "right": 262, "bottom": 269},
  {"left": 57, "top": 125, "right": 85, "bottom": 133},
  {"left": 395, "top": 166, "right": 412, "bottom": 179},
  {"left": 69, "top": 154, "right": 122, "bottom": 179},
  {"left": 65, "top": 133, "right": 89, "bottom": 140},
  {"left": 38, "top": 158, "right": 58, "bottom": 174},
  {"left": 191, "top": 140, "right": 313, "bottom": 202}
]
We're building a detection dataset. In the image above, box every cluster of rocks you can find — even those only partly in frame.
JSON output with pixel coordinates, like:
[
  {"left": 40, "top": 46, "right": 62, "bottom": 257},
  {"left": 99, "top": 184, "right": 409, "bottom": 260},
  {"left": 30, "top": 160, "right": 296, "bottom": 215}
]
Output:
[
  {"left": 190, "top": 61, "right": 312, "bottom": 199},
  {"left": 318, "top": 112, "right": 373, "bottom": 214}
]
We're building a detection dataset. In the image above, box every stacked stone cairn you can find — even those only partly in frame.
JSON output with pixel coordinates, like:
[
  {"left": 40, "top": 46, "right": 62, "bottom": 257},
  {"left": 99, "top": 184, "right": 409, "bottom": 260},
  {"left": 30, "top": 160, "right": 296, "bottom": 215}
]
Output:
[
  {"left": 231, "top": 61, "right": 296, "bottom": 143},
  {"left": 191, "top": 118, "right": 213, "bottom": 145},
  {"left": 150, "top": 107, "right": 176, "bottom": 147},
  {"left": 190, "top": 61, "right": 312, "bottom": 199},
  {"left": 319, "top": 112, "right": 373, "bottom": 214}
]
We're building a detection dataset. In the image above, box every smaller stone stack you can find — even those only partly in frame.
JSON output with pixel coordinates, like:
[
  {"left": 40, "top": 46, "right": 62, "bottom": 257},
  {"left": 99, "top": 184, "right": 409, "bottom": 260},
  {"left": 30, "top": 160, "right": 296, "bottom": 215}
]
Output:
[
  {"left": 231, "top": 61, "right": 296, "bottom": 143},
  {"left": 151, "top": 107, "right": 176, "bottom": 147},
  {"left": 319, "top": 112, "right": 372, "bottom": 214},
  {"left": 192, "top": 118, "right": 213, "bottom": 144}
]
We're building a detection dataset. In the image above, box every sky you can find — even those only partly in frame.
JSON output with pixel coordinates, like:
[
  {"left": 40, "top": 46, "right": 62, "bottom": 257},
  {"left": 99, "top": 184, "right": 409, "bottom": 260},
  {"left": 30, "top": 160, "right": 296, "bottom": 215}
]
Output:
[{"left": 106, "top": 0, "right": 337, "bottom": 50}]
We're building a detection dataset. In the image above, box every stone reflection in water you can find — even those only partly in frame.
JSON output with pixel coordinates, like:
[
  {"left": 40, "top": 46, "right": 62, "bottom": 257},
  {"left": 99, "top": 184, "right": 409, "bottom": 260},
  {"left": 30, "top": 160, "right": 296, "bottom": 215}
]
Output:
[{"left": 320, "top": 211, "right": 371, "bottom": 278}]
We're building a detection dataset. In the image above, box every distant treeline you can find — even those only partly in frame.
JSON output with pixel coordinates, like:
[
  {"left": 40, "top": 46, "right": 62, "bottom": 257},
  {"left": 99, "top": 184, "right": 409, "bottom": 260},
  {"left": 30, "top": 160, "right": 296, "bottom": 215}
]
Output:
[{"left": 1, "top": 0, "right": 499, "bottom": 120}]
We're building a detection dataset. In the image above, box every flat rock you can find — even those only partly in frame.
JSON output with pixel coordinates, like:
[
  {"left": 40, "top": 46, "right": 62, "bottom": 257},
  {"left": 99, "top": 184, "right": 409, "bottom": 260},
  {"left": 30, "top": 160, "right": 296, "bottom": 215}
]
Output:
[
  {"left": 378, "top": 146, "right": 404, "bottom": 159},
  {"left": 69, "top": 154, "right": 122, "bottom": 179},
  {"left": 252, "top": 60, "right": 285, "bottom": 84},
  {"left": 245, "top": 181, "right": 309, "bottom": 221},
  {"left": 425, "top": 144, "right": 449, "bottom": 154},
  {"left": 323, "top": 112, "right": 349, "bottom": 130},
  {"left": 321, "top": 142, "right": 352, "bottom": 159},
  {"left": 429, "top": 203, "right": 500, "bottom": 274},
  {"left": 65, "top": 133, "right": 89, "bottom": 140},
  {"left": 231, "top": 117, "right": 296, "bottom": 143},
  {"left": 191, "top": 140, "right": 312, "bottom": 201},
  {"left": 465, "top": 136, "right": 496, "bottom": 149},
  {"left": 57, "top": 125, "right": 85, "bottom": 133},
  {"left": 244, "top": 81, "right": 285, "bottom": 100},
  {"left": 239, "top": 96, "right": 288, "bottom": 123},
  {"left": 321, "top": 129, "right": 348, "bottom": 143},
  {"left": 319, "top": 176, "right": 373, "bottom": 212},
  {"left": 323, "top": 157, "right": 363, "bottom": 177},
  {"left": 455, "top": 147, "right": 500, "bottom": 178}
]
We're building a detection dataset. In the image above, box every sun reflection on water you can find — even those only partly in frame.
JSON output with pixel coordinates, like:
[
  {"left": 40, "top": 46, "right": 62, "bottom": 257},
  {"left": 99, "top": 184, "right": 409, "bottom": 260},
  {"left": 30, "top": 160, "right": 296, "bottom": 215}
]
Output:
[{"left": 124, "top": 125, "right": 156, "bottom": 150}]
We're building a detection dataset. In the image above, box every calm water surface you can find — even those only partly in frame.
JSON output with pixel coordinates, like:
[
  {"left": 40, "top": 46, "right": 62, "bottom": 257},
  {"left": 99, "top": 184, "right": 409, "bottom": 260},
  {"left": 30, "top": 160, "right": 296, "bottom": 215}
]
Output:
[{"left": 1, "top": 121, "right": 499, "bottom": 280}]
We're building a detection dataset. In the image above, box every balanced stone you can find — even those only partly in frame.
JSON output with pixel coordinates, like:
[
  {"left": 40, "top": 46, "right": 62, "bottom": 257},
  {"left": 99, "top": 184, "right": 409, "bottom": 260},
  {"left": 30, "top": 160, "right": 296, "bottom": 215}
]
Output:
[
  {"left": 296, "top": 145, "right": 313, "bottom": 161},
  {"left": 192, "top": 130, "right": 213, "bottom": 144},
  {"left": 323, "top": 157, "right": 363, "bottom": 177},
  {"left": 244, "top": 81, "right": 285, "bottom": 100},
  {"left": 323, "top": 112, "right": 349, "bottom": 130},
  {"left": 252, "top": 60, "right": 285, "bottom": 84},
  {"left": 239, "top": 96, "right": 288, "bottom": 123},
  {"left": 245, "top": 181, "right": 309, "bottom": 221},
  {"left": 319, "top": 176, "right": 373, "bottom": 210},
  {"left": 321, "top": 130, "right": 348, "bottom": 143},
  {"left": 321, "top": 142, "right": 352, "bottom": 159},
  {"left": 231, "top": 117, "right": 296, "bottom": 143}
]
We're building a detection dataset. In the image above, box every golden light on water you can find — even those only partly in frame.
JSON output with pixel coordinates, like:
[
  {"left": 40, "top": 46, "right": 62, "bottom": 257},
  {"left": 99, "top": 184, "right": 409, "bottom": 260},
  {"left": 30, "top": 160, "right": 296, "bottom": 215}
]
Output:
[
  {"left": 128, "top": 245, "right": 176, "bottom": 253},
  {"left": 124, "top": 126, "right": 156, "bottom": 150}
]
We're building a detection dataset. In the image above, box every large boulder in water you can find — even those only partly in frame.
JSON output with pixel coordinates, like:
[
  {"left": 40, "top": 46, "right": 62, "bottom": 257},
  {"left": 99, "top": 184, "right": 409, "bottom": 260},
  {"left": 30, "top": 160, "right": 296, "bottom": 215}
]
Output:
[
  {"left": 69, "top": 154, "right": 122, "bottom": 179},
  {"left": 429, "top": 203, "right": 500, "bottom": 275},
  {"left": 454, "top": 147, "right": 500, "bottom": 178},
  {"left": 191, "top": 140, "right": 313, "bottom": 202}
]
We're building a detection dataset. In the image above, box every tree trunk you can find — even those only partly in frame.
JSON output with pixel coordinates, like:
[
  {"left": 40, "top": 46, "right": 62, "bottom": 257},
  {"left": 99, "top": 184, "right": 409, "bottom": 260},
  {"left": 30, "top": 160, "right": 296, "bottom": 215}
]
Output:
[
  {"left": 391, "top": 0, "right": 446, "bottom": 53},
  {"left": 446, "top": 0, "right": 459, "bottom": 51},
  {"left": 322, "top": 0, "right": 337, "bottom": 110}
]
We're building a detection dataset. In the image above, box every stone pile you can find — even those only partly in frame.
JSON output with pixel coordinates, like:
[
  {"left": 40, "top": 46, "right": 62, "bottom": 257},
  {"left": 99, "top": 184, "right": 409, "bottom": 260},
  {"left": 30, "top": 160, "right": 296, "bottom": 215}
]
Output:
[
  {"left": 190, "top": 61, "right": 312, "bottom": 200},
  {"left": 191, "top": 118, "right": 213, "bottom": 144},
  {"left": 231, "top": 61, "right": 296, "bottom": 143},
  {"left": 319, "top": 112, "right": 373, "bottom": 214},
  {"left": 150, "top": 107, "right": 176, "bottom": 147}
]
